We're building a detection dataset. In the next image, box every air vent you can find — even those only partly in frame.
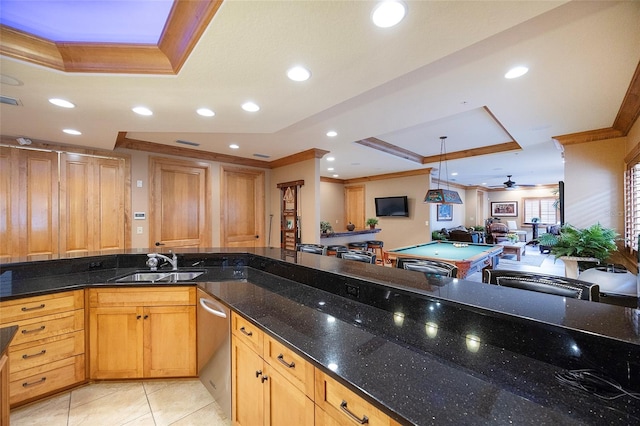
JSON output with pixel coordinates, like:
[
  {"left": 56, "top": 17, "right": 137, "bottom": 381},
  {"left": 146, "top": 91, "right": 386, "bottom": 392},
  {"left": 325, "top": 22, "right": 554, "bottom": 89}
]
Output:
[
  {"left": 176, "top": 139, "right": 200, "bottom": 147},
  {"left": 253, "top": 153, "right": 270, "bottom": 159},
  {"left": 0, "top": 95, "right": 21, "bottom": 106}
]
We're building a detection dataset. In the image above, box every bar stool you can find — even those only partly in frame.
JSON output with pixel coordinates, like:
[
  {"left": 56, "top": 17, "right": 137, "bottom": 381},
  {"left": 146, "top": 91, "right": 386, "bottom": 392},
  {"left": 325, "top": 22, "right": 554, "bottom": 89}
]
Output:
[
  {"left": 326, "top": 245, "right": 348, "bottom": 256},
  {"left": 347, "top": 242, "right": 368, "bottom": 251},
  {"left": 366, "top": 240, "right": 384, "bottom": 263}
]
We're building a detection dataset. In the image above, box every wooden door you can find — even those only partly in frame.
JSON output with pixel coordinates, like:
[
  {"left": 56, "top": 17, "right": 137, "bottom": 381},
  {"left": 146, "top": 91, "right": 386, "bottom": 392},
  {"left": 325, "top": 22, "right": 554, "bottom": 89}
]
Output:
[
  {"left": 344, "top": 185, "right": 365, "bottom": 230},
  {"left": 264, "top": 364, "right": 314, "bottom": 426},
  {"left": 232, "top": 338, "right": 265, "bottom": 426},
  {"left": 89, "top": 306, "right": 143, "bottom": 379},
  {"left": 221, "top": 166, "right": 265, "bottom": 248},
  {"left": 149, "top": 157, "right": 210, "bottom": 249},
  {"left": 59, "top": 154, "right": 125, "bottom": 255},
  {"left": 143, "top": 305, "right": 196, "bottom": 377}
]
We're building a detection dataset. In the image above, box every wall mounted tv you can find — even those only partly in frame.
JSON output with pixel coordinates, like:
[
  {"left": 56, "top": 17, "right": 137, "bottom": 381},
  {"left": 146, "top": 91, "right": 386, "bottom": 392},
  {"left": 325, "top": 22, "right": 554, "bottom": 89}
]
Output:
[{"left": 374, "top": 196, "right": 409, "bottom": 217}]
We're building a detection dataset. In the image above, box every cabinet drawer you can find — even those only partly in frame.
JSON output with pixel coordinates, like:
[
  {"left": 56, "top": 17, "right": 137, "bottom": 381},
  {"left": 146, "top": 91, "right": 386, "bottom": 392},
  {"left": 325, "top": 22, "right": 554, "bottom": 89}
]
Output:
[
  {"left": 88, "top": 286, "right": 195, "bottom": 307},
  {"left": 6, "top": 310, "right": 84, "bottom": 347},
  {"left": 9, "top": 330, "right": 85, "bottom": 375},
  {"left": 264, "top": 335, "right": 314, "bottom": 399},
  {"left": 315, "top": 370, "right": 397, "bottom": 426},
  {"left": 231, "top": 312, "right": 263, "bottom": 354},
  {"left": 10, "top": 355, "right": 85, "bottom": 406},
  {"left": 0, "top": 290, "right": 83, "bottom": 323}
]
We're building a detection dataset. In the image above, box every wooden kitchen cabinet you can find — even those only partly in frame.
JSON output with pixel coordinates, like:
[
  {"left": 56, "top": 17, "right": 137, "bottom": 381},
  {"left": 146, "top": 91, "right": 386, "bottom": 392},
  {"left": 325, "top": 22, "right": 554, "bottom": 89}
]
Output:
[
  {"left": 88, "top": 287, "right": 196, "bottom": 379},
  {"left": 231, "top": 312, "right": 314, "bottom": 426},
  {"left": 0, "top": 354, "right": 9, "bottom": 426},
  {"left": 0, "top": 290, "right": 85, "bottom": 406}
]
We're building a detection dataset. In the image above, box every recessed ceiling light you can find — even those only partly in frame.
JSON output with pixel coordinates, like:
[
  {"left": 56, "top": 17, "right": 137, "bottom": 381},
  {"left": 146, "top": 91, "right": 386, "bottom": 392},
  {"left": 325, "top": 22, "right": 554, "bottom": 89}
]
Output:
[
  {"left": 287, "top": 66, "right": 311, "bottom": 82},
  {"left": 229, "top": 144, "right": 239, "bottom": 149},
  {"left": 326, "top": 131, "right": 337, "bottom": 137},
  {"left": 196, "top": 108, "right": 215, "bottom": 117},
  {"left": 372, "top": 1, "right": 406, "bottom": 28},
  {"left": 326, "top": 157, "right": 335, "bottom": 162},
  {"left": 505, "top": 66, "right": 529, "bottom": 79},
  {"left": 327, "top": 167, "right": 334, "bottom": 171},
  {"left": 49, "top": 98, "right": 75, "bottom": 108},
  {"left": 451, "top": 172, "right": 458, "bottom": 176},
  {"left": 132, "top": 106, "right": 153, "bottom": 116},
  {"left": 241, "top": 102, "right": 260, "bottom": 112},
  {"left": 63, "top": 129, "right": 82, "bottom": 135},
  {"left": 332, "top": 174, "right": 339, "bottom": 178}
]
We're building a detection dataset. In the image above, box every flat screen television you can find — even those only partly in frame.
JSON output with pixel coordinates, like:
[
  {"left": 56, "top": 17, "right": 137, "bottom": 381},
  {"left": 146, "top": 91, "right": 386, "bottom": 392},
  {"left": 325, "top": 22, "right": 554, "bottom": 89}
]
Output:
[{"left": 374, "top": 196, "right": 409, "bottom": 217}]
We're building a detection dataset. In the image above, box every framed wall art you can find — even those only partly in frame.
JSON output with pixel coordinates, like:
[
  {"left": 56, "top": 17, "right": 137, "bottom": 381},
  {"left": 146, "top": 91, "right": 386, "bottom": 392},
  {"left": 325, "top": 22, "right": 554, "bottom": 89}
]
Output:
[
  {"left": 490, "top": 201, "right": 518, "bottom": 217},
  {"left": 437, "top": 204, "right": 453, "bottom": 221}
]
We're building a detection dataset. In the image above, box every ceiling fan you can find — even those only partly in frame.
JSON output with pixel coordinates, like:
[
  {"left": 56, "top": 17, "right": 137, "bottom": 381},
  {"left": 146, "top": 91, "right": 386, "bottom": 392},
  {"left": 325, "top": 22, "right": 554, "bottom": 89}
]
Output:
[{"left": 489, "top": 175, "right": 536, "bottom": 190}]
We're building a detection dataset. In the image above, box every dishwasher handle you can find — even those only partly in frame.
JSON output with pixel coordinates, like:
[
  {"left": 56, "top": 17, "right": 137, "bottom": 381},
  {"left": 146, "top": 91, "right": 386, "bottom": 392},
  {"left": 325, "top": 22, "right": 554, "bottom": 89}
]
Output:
[{"left": 199, "top": 297, "right": 228, "bottom": 318}]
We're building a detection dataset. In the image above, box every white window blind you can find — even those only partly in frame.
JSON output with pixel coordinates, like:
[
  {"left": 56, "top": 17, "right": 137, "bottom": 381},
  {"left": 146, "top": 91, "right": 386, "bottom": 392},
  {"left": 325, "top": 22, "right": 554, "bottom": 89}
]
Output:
[
  {"left": 624, "top": 163, "right": 640, "bottom": 252},
  {"left": 523, "top": 198, "right": 558, "bottom": 224}
]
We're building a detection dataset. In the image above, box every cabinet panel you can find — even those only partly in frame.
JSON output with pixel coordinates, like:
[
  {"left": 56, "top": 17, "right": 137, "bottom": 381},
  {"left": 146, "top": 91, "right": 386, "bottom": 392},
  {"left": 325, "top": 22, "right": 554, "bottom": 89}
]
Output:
[
  {"left": 231, "top": 312, "right": 263, "bottom": 354},
  {"left": 88, "top": 286, "right": 195, "bottom": 308},
  {"left": 9, "top": 354, "right": 85, "bottom": 406},
  {"left": 89, "top": 306, "right": 143, "bottom": 379},
  {"left": 143, "top": 305, "right": 196, "bottom": 377},
  {"left": 9, "top": 330, "right": 84, "bottom": 374},
  {"left": 264, "top": 364, "right": 314, "bottom": 426},
  {"left": 264, "top": 335, "right": 314, "bottom": 399},
  {"left": 5, "top": 310, "right": 84, "bottom": 346},
  {"left": 0, "top": 290, "right": 83, "bottom": 324},
  {"left": 232, "top": 337, "right": 265, "bottom": 426},
  {"left": 0, "top": 354, "right": 8, "bottom": 426}
]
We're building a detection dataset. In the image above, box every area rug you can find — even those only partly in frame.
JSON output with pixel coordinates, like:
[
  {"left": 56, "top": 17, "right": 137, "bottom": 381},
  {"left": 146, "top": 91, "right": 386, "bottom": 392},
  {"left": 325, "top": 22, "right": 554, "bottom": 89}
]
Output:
[{"left": 498, "top": 252, "right": 548, "bottom": 268}]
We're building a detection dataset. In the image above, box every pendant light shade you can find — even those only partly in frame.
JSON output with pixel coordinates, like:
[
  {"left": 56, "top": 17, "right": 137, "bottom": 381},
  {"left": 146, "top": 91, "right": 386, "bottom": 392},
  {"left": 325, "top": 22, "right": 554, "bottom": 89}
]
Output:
[{"left": 424, "top": 136, "right": 463, "bottom": 204}]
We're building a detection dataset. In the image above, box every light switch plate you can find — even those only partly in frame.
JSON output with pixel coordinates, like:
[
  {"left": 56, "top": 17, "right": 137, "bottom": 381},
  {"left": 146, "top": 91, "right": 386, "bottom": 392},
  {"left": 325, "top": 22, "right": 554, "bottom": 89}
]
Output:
[{"left": 134, "top": 212, "right": 146, "bottom": 220}]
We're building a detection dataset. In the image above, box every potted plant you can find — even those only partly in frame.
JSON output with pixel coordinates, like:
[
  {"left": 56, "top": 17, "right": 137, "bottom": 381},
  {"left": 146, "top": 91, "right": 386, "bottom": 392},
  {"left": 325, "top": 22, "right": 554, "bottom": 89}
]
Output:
[
  {"left": 366, "top": 218, "right": 379, "bottom": 229},
  {"left": 320, "top": 221, "right": 333, "bottom": 234},
  {"left": 544, "top": 223, "right": 619, "bottom": 278}
]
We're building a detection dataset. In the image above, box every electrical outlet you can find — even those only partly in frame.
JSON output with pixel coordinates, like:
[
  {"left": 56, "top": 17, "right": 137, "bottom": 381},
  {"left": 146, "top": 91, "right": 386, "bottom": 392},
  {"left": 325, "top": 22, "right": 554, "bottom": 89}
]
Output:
[
  {"left": 136, "top": 226, "right": 143, "bottom": 234},
  {"left": 136, "top": 180, "right": 143, "bottom": 188},
  {"left": 345, "top": 283, "right": 359, "bottom": 298},
  {"left": 425, "top": 221, "right": 429, "bottom": 226}
]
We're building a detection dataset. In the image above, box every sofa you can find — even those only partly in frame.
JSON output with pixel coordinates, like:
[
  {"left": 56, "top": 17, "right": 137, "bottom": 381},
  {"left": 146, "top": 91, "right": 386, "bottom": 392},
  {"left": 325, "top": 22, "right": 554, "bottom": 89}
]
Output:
[
  {"left": 440, "top": 226, "right": 482, "bottom": 244},
  {"left": 539, "top": 224, "right": 561, "bottom": 254}
]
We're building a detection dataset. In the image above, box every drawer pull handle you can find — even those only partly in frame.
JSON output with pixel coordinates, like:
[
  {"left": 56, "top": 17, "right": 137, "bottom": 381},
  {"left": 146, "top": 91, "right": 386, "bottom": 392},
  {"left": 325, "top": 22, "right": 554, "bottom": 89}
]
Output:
[
  {"left": 22, "top": 377, "right": 46, "bottom": 387},
  {"left": 21, "top": 304, "right": 45, "bottom": 312},
  {"left": 22, "top": 349, "right": 46, "bottom": 359},
  {"left": 240, "top": 326, "right": 253, "bottom": 337},
  {"left": 277, "top": 354, "right": 295, "bottom": 369},
  {"left": 340, "top": 401, "right": 369, "bottom": 424},
  {"left": 21, "top": 325, "right": 46, "bottom": 334}
]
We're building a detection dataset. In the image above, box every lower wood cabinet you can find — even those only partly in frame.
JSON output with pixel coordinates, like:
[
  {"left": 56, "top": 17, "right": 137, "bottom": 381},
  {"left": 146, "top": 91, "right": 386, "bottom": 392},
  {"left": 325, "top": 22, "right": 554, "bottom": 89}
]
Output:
[
  {"left": 88, "top": 287, "right": 196, "bottom": 379},
  {"left": 231, "top": 313, "right": 314, "bottom": 426},
  {"left": 0, "top": 354, "right": 9, "bottom": 426}
]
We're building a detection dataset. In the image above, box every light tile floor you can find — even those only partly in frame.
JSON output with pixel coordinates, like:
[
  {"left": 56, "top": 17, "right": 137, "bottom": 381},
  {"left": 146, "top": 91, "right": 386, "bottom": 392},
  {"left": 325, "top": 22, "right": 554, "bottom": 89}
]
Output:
[{"left": 10, "top": 379, "right": 230, "bottom": 426}]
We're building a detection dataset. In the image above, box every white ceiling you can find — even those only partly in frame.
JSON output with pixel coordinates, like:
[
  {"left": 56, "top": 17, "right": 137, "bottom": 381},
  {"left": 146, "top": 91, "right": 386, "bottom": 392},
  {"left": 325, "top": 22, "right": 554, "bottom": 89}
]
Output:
[{"left": 1, "top": 0, "right": 639, "bottom": 188}]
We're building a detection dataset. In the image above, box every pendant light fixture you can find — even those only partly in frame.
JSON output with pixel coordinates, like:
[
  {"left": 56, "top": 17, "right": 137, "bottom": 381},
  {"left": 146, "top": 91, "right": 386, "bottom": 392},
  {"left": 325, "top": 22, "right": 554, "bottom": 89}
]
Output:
[{"left": 424, "top": 136, "right": 463, "bottom": 204}]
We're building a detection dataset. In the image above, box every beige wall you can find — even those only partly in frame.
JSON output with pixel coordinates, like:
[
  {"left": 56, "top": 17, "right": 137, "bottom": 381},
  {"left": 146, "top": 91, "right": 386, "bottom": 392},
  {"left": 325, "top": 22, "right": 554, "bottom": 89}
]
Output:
[
  {"left": 270, "top": 158, "right": 321, "bottom": 246},
  {"left": 320, "top": 181, "right": 345, "bottom": 231}
]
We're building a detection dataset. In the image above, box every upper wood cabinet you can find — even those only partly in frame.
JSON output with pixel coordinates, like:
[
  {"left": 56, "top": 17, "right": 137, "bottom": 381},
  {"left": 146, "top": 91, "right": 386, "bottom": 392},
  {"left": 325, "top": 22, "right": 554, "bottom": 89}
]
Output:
[{"left": 0, "top": 146, "right": 128, "bottom": 261}]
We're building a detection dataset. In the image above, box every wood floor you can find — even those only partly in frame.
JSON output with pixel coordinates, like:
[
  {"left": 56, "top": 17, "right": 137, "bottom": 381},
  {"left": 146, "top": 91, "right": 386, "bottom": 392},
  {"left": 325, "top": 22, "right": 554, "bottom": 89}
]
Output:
[{"left": 10, "top": 379, "right": 229, "bottom": 426}]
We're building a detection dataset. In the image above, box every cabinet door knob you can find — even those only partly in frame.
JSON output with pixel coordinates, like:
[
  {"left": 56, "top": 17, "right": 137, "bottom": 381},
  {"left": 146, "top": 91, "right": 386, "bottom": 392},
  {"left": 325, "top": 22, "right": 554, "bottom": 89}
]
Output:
[
  {"left": 261, "top": 375, "right": 269, "bottom": 383},
  {"left": 255, "top": 370, "right": 262, "bottom": 378},
  {"left": 137, "top": 315, "right": 142, "bottom": 320}
]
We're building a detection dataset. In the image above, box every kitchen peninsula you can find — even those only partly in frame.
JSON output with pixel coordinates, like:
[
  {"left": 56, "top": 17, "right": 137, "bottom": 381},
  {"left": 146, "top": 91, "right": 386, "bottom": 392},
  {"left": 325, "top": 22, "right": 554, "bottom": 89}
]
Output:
[
  {"left": 319, "top": 228, "right": 381, "bottom": 246},
  {"left": 1, "top": 248, "right": 639, "bottom": 425}
]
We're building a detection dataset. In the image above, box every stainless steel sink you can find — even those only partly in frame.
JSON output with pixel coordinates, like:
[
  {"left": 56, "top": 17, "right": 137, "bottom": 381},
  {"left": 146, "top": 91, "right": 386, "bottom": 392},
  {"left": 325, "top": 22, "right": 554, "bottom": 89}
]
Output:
[{"left": 114, "top": 270, "right": 205, "bottom": 283}]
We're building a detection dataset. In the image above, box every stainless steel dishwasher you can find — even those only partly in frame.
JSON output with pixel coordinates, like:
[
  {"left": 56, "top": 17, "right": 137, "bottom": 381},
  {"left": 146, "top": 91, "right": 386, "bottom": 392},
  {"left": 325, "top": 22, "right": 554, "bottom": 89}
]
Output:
[{"left": 197, "top": 288, "right": 231, "bottom": 420}]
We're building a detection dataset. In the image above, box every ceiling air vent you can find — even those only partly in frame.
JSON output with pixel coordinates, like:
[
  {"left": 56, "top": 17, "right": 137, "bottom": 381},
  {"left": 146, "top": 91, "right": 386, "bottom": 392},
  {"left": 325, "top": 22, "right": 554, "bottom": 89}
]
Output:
[
  {"left": 253, "top": 153, "right": 270, "bottom": 159},
  {"left": 0, "top": 95, "right": 22, "bottom": 106},
  {"left": 175, "top": 139, "right": 200, "bottom": 147}
]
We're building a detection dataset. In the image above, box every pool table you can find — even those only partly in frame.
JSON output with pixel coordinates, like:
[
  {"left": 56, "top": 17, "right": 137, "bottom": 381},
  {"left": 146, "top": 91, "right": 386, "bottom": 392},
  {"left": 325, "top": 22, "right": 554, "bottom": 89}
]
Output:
[{"left": 386, "top": 241, "right": 503, "bottom": 279}]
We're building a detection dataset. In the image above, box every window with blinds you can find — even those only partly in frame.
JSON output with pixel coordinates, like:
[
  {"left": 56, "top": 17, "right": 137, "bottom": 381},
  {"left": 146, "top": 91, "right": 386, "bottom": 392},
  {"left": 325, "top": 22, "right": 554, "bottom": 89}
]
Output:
[
  {"left": 523, "top": 198, "right": 558, "bottom": 224},
  {"left": 624, "top": 163, "right": 640, "bottom": 252}
]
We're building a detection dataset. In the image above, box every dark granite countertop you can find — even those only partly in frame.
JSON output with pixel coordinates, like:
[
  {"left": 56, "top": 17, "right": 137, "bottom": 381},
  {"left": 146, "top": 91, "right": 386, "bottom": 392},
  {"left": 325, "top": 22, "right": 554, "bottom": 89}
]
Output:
[
  {"left": 320, "top": 228, "right": 381, "bottom": 238},
  {"left": 0, "top": 326, "right": 18, "bottom": 357},
  {"left": 1, "top": 248, "right": 639, "bottom": 424}
]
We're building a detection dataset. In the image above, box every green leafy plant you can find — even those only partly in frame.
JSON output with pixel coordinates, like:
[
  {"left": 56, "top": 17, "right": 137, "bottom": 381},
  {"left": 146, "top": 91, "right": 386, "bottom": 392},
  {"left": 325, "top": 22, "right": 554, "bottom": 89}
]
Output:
[
  {"left": 366, "top": 217, "right": 379, "bottom": 227},
  {"left": 432, "top": 230, "right": 446, "bottom": 240},
  {"left": 320, "top": 221, "right": 333, "bottom": 233},
  {"left": 548, "top": 223, "right": 618, "bottom": 263}
]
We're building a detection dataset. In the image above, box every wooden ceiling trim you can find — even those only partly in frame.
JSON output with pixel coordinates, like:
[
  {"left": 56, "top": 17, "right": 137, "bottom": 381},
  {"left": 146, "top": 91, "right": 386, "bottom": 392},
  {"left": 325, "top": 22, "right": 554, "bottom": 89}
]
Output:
[
  {"left": 0, "top": 26, "right": 65, "bottom": 70},
  {"left": 612, "top": 60, "right": 640, "bottom": 135},
  {"left": 320, "top": 176, "right": 345, "bottom": 184},
  {"left": 269, "top": 148, "right": 330, "bottom": 169},
  {"left": 0, "top": 0, "right": 223, "bottom": 74},
  {"left": 553, "top": 127, "right": 624, "bottom": 146},
  {"left": 159, "top": 0, "right": 224, "bottom": 73},
  {"left": 421, "top": 141, "right": 521, "bottom": 164},
  {"left": 355, "top": 137, "right": 423, "bottom": 163},
  {"left": 115, "top": 132, "right": 270, "bottom": 168},
  {"left": 343, "top": 167, "right": 432, "bottom": 185}
]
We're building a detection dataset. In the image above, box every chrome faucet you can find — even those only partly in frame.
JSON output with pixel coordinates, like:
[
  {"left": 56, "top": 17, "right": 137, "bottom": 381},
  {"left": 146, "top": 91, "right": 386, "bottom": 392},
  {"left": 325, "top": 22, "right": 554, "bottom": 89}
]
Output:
[{"left": 146, "top": 250, "right": 178, "bottom": 271}]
